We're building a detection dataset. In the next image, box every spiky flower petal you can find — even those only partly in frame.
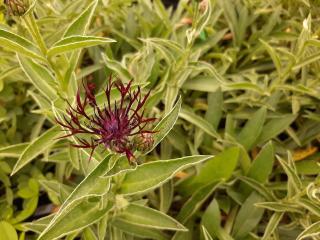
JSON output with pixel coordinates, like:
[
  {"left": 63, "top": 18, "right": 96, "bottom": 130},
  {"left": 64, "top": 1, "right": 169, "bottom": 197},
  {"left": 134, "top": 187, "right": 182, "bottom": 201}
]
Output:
[{"left": 56, "top": 76, "right": 156, "bottom": 162}]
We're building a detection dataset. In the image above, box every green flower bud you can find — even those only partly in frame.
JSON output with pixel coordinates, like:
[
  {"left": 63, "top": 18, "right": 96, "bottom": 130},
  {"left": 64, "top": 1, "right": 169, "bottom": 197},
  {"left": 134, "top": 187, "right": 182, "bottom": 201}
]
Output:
[{"left": 5, "top": 0, "right": 29, "bottom": 16}]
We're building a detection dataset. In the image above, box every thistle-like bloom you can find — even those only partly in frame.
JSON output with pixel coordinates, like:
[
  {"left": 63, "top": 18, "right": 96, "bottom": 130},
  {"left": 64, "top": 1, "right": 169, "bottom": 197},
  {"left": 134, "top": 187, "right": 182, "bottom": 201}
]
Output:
[
  {"left": 4, "top": 0, "right": 29, "bottom": 16},
  {"left": 56, "top": 77, "right": 156, "bottom": 162}
]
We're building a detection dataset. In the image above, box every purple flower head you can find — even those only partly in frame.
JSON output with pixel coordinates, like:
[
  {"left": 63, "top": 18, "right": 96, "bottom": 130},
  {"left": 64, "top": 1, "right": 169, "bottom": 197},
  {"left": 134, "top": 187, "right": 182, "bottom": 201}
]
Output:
[{"left": 56, "top": 76, "right": 156, "bottom": 162}]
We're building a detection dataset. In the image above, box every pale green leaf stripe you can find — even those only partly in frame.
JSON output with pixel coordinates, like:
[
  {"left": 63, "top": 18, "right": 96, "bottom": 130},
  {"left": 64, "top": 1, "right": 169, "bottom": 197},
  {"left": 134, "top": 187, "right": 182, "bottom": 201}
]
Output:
[
  {"left": 18, "top": 55, "right": 57, "bottom": 101},
  {"left": 179, "top": 108, "right": 220, "bottom": 139},
  {"left": 24, "top": 214, "right": 55, "bottom": 234},
  {"left": 63, "top": 0, "right": 98, "bottom": 37},
  {"left": 277, "top": 156, "right": 303, "bottom": 191},
  {"left": 255, "top": 202, "right": 303, "bottom": 213},
  {"left": 11, "top": 126, "right": 61, "bottom": 175},
  {"left": 201, "top": 226, "right": 214, "bottom": 240},
  {"left": 0, "top": 143, "right": 29, "bottom": 158},
  {"left": 261, "top": 212, "right": 284, "bottom": 240},
  {"left": 298, "top": 198, "right": 320, "bottom": 217},
  {"left": 238, "top": 176, "right": 276, "bottom": 201},
  {"left": 0, "top": 29, "right": 45, "bottom": 61},
  {"left": 111, "top": 218, "right": 169, "bottom": 240},
  {"left": 37, "top": 196, "right": 113, "bottom": 240},
  {"left": 296, "top": 221, "right": 320, "bottom": 240},
  {"left": 114, "top": 204, "right": 187, "bottom": 231},
  {"left": 259, "top": 39, "right": 281, "bottom": 74},
  {"left": 145, "top": 96, "right": 182, "bottom": 154},
  {"left": 119, "top": 155, "right": 213, "bottom": 195},
  {"left": 47, "top": 36, "right": 115, "bottom": 56}
]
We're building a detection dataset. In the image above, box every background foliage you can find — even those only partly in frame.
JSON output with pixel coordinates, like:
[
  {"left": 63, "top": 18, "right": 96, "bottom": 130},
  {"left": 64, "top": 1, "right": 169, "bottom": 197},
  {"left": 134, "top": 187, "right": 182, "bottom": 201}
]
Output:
[{"left": 0, "top": 0, "right": 320, "bottom": 239}]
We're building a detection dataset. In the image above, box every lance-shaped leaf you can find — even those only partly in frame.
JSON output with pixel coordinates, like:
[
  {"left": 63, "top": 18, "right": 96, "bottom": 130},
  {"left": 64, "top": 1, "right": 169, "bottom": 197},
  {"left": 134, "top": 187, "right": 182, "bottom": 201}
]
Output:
[
  {"left": 112, "top": 204, "right": 187, "bottom": 231},
  {"left": 144, "top": 96, "right": 182, "bottom": 154},
  {"left": 63, "top": 0, "right": 99, "bottom": 90},
  {"left": 24, "top": 214, "right": 55, "bottom": 234},
  {"left": 236, "top": 107, "right": 267, "bottom": 150},
  {"left": 0, "top": 143, "right": 29, "bottom": 158},
  {"left": 37, "top": 196, "right": 113, "bottom": 240},
  {"left": 57, "top": 154, "right": 113, "bottom": 212},
  {"left": 261, "top": 212, "right": 284, "bottom": 240},
  {"left": 11, "top": 126, "right": 61, "bottom": 175},
  {"left": 0, "top": 29, "right": 44, "bottom": 61},
  {"left": 18, "top": 55, "right": 57, "bottom": 101},
  {"left": 177, "top": 181, "right": 221, "bottom": 224},
  {"left": 179, "top": 147, "right": 239, "bottom": 194},
  {"left": 296, "top": 221, "right": 320, "bottom": 240},
  {"left": 179, "top": 107, "right": 220, "bottom": 139},
  {"left": 47, "top": 36, "right": 115, "bottom": 56},
  {"left": 119, "top": 155, "right": 213, "bottom": 195},
  {"left": 111, "top": 219, "right": 169, "bottom": 240}
]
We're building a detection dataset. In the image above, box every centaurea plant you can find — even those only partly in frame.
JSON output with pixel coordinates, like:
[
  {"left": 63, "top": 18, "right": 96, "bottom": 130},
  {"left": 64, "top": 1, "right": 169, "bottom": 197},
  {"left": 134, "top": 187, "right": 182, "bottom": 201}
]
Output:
[{"left": 56, "top": 77, "right": 156, "bottom": 162}]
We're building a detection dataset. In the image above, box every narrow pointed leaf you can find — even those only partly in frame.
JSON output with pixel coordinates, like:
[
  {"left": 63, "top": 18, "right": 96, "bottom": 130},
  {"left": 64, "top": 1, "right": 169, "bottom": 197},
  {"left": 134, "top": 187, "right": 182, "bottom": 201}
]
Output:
[
  {"left": 48, "top": 36, "right": 115, "bottom": 56},
  {"left": 18, "top": 55, "right": 57, "bottom": 101},
  {"left": 0, "top": 29, "right": 44, "bottom": 61},
  {"left": 37, "top": 196, "right": 113, "bottom": 240},
  {"left": 119, "top": 155, "right": 212, "bottom": 195},
  {"left": 113, "top": 204, "right": 187, "bottom": 231},
  {"left": 11, "top": 126, "right": 61, "bottom": 175}
]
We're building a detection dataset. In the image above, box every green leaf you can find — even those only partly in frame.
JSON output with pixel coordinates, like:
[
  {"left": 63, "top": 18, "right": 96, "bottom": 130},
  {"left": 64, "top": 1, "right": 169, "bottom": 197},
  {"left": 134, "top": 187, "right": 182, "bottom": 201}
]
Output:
[
  {"left": 18, "top": 55, "right": 57, "bottom": 101},
  {"left": 11, "top": 196, "right": 38, "bottom": 224},
  {"left": 11, "top": 126, "right": 61, "bottom": 175},
  {"left": 236, "top": 107, "right": 267, "bottom": 150},
  {"left": 47, "top": 36, "right": 115, "bottom": 56},
  {"left": 62, "top": 0, "right": 99, "bottom": 91},
  {"left": 277, "top": 155, "right": 303, "bottom": 192},
  {"left": 0, "top": 143, "right": 29, "bottom": 158},
  {"left": 259, "top": 39, "right": 281, "bottom": 75},
  {"left": 101, "top": 54, "right": 133, "bottom": 82},
  {"left": 261, "top": 212, "right": 284, "bottom": 240},
  {"left": 119, "top": 155, "right": 213, "bottom": 195},
  {"left": 24, "top": 214, "right": 55, "bottom": 234},
  {"left": 114, "top": 204, "right": 187, "bottom": 231},
  {"left": 201, "top": 226, "right": 213, "bottom": 240},
  {"left": 247, "top": 142, "right": 274, "bottom": 183},
  {"left": 181, "top": 147, "right": 240, "bottom": 193},
  {"left": 63, "top": 0, "right": 98, "bottom": 37},
  {"left": 111, "top": 219, "right": 169, "bottom": 240},
  {"left": 145, "top": 96, "right": 182, "bottom": 154},
  {"left": 177, "top": 181, "right": 221, "bottom": 224},
  {"left": 37, "top": 196, "right": 113, "bottom": 240},
  {"left": 205, "top": 89, "right": 223, "bottom": 130},
  {"left": 57, "top": 154, "right": 113, "bottom": 212},
  {"left": 296, "top": 221, "right": 320, "bottom": 240},
  {"left": 232, "top": 192, "right": 265, "bottom": 239},
  {"left": 0, "top": 221, "right": 18, "bottom": 240},
  {"left": 255, "top": 201, "right": 303, "bottom": 213},
  {"left": 257, "top": 114, "right": 296, "bottom": 144},
  {"left": 0, "top": 29, "right": 44, "bottom": 61},
  {"left": 238, "top": 176, "right": 276, "bottom": 201},
  {"left": 201, "top": 199, "right": 234, "bottom": 240},
  {"left": 179, "top": 107, "right": 220, "bottom": 139}
]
